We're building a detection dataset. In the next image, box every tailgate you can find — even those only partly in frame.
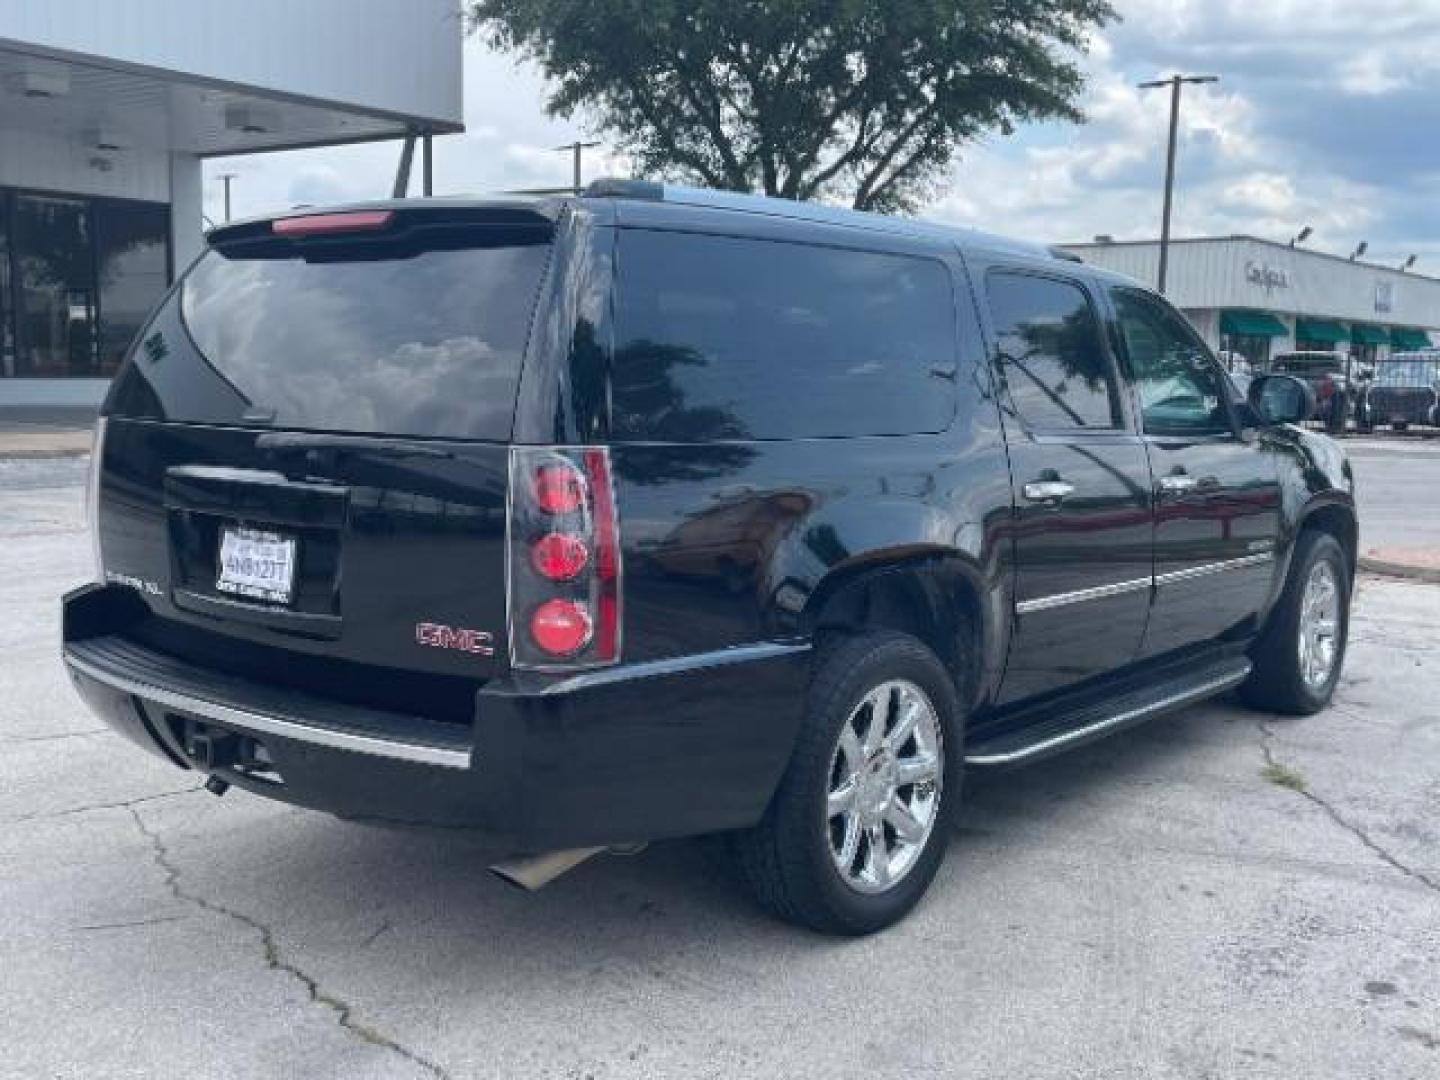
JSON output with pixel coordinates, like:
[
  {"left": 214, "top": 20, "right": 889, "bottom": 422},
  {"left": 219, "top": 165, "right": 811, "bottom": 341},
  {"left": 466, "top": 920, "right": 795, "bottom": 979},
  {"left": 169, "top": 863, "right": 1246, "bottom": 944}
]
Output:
[
  {"left": 96, "top": 420, "right": 512, "bottom": 695},
  {"left": 90, "top": 204, "right": 559, "bottom": 706}
]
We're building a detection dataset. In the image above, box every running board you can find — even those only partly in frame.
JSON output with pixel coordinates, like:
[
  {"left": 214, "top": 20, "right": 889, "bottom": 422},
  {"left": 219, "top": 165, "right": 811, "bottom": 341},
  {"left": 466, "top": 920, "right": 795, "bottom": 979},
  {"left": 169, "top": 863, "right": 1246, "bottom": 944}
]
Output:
[{"left": 963, "top": 659, "right": 1252, "bottom": 768}]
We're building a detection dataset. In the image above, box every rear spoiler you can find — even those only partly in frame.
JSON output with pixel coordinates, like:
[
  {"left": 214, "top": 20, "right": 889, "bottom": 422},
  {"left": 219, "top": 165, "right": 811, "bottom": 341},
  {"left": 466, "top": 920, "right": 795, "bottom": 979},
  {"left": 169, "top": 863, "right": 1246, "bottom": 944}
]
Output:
[{"left": 208, "top": 200, "right": 561, "bottom": 251}]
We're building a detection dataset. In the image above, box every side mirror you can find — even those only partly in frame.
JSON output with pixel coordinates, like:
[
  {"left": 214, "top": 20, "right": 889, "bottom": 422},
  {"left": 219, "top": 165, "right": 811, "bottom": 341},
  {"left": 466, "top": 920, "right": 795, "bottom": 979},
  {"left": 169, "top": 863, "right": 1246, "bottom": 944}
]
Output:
[{"left": 1247, "top": 374, "right": 1316, "bottom": 426}]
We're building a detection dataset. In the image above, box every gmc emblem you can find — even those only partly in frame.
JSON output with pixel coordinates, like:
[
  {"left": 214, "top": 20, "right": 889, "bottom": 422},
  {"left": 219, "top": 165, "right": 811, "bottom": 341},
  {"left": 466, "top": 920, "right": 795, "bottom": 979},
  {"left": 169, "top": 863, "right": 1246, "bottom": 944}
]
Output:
[{"left": 415, "top": 623, "right": 495, "bottom": 656}]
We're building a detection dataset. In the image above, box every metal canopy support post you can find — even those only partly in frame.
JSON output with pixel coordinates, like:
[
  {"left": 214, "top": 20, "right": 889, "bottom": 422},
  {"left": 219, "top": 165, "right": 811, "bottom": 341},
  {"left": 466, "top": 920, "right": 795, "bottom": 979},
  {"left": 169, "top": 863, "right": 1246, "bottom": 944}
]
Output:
[
  {"left": 422, "top": 132, "right": 433, "bottom": 197},
  {"left": 392, "top": 132, "right": 417, "bottom": 199}
]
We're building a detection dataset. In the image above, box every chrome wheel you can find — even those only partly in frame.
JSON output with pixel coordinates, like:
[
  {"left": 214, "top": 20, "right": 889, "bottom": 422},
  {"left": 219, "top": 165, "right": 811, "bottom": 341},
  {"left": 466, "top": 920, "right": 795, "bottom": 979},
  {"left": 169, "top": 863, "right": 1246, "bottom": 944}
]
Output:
[
  {"left": 826, "top": 679, "right": 943, "bottom": 895},
  {"left": 1298, "top": 560, "right": 1341, "bottom": 690}
]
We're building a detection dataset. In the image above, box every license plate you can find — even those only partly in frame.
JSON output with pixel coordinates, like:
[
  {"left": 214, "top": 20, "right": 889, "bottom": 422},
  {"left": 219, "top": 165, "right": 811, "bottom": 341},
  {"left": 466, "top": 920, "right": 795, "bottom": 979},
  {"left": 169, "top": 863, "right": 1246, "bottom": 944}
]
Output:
[{"left": 216, "top": 526, "right": 297, "bottom": 605}]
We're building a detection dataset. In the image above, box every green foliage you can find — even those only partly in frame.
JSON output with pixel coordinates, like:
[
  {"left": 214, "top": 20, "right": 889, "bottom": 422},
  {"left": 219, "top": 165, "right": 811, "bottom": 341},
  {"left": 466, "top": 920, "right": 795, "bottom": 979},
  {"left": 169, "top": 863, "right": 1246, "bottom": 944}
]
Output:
[{"left": 470, "top": 0, "right": 1117, "bottom": 212}]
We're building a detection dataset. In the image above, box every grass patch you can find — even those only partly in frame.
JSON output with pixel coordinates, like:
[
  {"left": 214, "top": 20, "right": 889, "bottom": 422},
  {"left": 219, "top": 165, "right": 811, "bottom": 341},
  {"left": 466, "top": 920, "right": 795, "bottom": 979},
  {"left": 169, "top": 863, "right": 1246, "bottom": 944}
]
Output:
[{"left": 1262, "top": 762, "right": 1307, "bottom": 792}]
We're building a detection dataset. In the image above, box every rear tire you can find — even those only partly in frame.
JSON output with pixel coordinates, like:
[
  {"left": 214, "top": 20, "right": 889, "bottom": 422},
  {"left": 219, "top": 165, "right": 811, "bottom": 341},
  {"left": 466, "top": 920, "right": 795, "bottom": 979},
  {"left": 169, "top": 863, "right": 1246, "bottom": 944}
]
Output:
[
  {"left": 731, "top": 631, "right": 964, "bottom": 935},
  {"left": 1240, "top": 530, "right": 1350, "bottom": 715}
]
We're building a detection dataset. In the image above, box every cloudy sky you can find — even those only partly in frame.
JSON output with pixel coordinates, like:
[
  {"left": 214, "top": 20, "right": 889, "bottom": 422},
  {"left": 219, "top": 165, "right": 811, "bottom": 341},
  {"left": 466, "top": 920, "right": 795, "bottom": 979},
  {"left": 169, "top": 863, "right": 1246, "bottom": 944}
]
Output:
[{"left": 203, "top": 0, "right": 1440, "bottom": 268}]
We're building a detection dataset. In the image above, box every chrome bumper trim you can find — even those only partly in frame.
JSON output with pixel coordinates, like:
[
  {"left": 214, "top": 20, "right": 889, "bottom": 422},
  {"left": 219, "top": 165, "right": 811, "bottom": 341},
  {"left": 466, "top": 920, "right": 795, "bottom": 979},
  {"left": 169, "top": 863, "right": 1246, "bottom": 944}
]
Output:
[{"left": 64, "top": 652, "right": 472, "bottom": 770}]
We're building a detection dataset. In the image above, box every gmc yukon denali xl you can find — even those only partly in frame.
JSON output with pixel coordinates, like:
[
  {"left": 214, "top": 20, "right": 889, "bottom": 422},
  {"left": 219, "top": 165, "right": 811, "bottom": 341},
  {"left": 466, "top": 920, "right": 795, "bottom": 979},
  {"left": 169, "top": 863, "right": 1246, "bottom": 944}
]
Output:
[{"left": 63, "top": 182, "right": 1357, "bottom": 934}]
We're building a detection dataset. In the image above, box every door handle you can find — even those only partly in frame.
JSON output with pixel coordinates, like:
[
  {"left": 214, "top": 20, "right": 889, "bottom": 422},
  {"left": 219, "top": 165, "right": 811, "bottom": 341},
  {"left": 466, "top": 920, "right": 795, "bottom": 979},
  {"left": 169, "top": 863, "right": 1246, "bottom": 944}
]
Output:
[
  {"left": 1157, "top": 472, "right": 1199, "bottom": 495},
  {"left": 1023, "top": 478, "right": 1076, "bottom": 503}
]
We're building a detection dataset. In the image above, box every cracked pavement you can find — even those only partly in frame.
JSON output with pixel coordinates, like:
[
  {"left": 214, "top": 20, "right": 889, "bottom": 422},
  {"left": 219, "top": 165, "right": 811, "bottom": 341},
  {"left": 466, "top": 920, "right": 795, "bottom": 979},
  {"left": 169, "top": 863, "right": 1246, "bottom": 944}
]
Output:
[{"left": 2, "top": 453, "right": 1437, "bottom": 1079}]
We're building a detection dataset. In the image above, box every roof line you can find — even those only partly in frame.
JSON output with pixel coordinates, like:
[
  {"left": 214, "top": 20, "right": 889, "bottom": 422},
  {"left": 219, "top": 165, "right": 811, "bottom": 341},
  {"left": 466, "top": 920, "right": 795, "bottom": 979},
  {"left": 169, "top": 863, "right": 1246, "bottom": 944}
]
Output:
[{"left": 589, "top": 179, "right": 1058, "bottom": 261}]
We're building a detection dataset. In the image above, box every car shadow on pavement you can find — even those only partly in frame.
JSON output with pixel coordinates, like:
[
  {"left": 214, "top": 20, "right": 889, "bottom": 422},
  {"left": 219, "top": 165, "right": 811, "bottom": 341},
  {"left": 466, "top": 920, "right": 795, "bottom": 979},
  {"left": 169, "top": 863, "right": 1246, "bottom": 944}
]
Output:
[{"left": 151, "top": 697, "right": 1247, "bottom": 980}]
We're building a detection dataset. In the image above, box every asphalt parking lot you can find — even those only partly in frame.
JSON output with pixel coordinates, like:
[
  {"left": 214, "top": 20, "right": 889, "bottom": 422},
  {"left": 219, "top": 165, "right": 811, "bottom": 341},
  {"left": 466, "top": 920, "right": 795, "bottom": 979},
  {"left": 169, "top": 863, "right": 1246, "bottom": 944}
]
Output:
[{"left": 2, "top": 451, "right": 1437, "bottom": 1080}]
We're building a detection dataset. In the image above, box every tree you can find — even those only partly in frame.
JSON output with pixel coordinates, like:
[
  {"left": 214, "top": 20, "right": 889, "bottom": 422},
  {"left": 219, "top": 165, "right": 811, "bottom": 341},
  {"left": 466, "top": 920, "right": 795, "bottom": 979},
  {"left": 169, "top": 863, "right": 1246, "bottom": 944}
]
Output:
[{"left": 469, "top": 0, "right": 1116, "bottom": 212}]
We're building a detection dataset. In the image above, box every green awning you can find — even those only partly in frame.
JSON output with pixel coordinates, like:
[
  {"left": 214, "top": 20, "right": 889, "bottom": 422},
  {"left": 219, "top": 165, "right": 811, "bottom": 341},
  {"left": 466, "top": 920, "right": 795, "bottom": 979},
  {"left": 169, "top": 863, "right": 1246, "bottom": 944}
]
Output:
[
  {"left": 1350, "top": 323, "right": 1391, "bottom": 346},
  {"left": 1295, "top": 318, "right": 1349, "bottom": 344},
  {"left": 1220, "top": 309, "right": 1288, "bottom": 337},
  {"left": 1390, "top": 327, "right": 1432, "bottom": 350}
]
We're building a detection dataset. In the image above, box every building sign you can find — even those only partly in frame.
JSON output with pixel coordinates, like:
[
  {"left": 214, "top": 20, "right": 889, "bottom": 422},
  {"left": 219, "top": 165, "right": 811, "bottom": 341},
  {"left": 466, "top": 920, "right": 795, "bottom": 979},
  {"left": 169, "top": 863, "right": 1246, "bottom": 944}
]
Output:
[
  {"left": 1375, "top": 280, "right": 1395, "bottom": 314},
  {"left": 1245, "top": 260, "right": 1290, "bottom": 293}
]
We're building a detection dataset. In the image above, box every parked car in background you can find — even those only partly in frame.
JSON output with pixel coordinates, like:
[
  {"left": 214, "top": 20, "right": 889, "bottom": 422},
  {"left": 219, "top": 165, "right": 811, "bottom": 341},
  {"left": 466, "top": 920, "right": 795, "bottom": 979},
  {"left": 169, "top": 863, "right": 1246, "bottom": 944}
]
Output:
[
  {"left": 1272, "top": 351, "right": 1350, "bottom": 432},
  {"left": 1366, "top": 351, "right": 1440, "bottom": 432},
  {"left": 63, "top": 183, "right": 1358, "bottom": 934}
]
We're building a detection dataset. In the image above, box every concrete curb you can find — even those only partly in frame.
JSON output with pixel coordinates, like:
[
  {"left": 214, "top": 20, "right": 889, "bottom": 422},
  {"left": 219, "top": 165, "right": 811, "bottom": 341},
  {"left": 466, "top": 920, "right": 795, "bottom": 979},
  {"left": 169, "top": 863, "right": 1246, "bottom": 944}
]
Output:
[
  {"left": 0, "top": 432, "right": 93, "bottom": 459},
  {"left": 0, "top": 447, "right": 90, "bottom": 460},
  {"left": 1359, "top": 556, "right": 1440, "bottom": 584}
]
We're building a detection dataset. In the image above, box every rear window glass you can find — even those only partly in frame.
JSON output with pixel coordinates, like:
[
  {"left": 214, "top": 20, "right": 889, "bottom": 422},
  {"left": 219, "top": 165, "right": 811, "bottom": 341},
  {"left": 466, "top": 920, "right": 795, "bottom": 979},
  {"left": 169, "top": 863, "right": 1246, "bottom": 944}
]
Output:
[
  {"left": 109, "top": 225, "right": 550, "bottom": 440},
  {"left": 611, "top": 230, "right": 957, "bottom": 441}
]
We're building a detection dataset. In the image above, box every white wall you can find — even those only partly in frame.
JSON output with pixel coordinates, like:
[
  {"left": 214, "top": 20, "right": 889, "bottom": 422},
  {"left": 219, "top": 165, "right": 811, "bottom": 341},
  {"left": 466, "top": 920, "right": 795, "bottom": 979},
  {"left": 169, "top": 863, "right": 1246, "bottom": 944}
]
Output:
[
  {"left": 0, "top": 0, "right": 462, "bottom": 127},
  {"left": 0, "top": 126, "right": 169, "bottom": 201}
]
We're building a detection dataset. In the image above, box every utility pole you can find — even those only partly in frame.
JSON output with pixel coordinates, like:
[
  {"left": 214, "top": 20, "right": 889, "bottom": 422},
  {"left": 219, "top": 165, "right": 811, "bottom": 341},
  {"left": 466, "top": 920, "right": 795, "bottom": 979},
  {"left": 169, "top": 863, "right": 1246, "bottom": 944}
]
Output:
[
  {"left": 553, "top": 140, "right": 601, "bottom": 193},
  {"left": 1138, "top": 74, "right": 1218, "bottom": 294},
  {"left": 218, "top": 172, "right": 238, "bottom": 222}
]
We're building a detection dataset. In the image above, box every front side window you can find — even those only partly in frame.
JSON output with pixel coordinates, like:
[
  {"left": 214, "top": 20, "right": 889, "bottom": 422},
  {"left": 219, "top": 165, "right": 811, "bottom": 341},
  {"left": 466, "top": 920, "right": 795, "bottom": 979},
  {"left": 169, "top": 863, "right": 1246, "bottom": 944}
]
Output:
[
  {"left": 987, "top": 272, "right": 1120, "bottom": 431},
  {"left": 1113, "top": 287, "right": 1233, "bottom": 436},
  {"left": 611, "top": 230, "right": 957, "bottom": 441}
]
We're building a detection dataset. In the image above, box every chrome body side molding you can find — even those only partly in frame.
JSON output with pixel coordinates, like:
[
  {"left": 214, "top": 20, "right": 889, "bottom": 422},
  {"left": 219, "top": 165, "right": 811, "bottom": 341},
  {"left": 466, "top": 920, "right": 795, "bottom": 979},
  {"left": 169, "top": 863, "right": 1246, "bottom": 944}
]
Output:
[
  {"left": 1016, "top": 553, "right": 1275, "bottom": 615},
  {"left": 1015, "top": 577, "right": 1152, "bottom": 615}
]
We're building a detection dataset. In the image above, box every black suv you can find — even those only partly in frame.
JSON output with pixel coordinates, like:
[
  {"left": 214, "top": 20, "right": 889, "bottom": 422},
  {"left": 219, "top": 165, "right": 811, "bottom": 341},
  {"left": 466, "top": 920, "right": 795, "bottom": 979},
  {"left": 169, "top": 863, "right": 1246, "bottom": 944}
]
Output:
[{"left": 64, "top": 182, "right": 1357, "bottom": 934}]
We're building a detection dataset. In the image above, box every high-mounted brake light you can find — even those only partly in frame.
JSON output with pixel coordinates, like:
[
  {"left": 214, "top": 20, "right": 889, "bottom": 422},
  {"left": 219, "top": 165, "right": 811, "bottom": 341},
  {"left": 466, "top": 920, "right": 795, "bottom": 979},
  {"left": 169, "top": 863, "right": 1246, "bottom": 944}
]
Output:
[
  {"left": 509, "top": 447, "right": 623, "bottom": 669},
  {"left": 272, "top": 210, "right": 394, "bottom": 237}
]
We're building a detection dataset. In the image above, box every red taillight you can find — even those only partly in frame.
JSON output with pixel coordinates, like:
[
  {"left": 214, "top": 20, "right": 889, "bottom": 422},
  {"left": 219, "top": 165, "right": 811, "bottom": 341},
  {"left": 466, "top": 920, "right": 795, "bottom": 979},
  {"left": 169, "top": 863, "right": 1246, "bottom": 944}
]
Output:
[
  {"left": 531, "top": 533, "right": 589, "bottom": 580},
  {"left": 584, "top": 448, "right": 621, "bottom": 661},
  {"left": 530, "top": 599, "right": 593, "bottom": 656},
  {"left": 272, "top": 210, "right": 394, "bottom": 237},
  {"left": 509, "top": 447, "right": 623, "bottom": 669},
  {"left": 532, "top": 463, "right": 586, "bottom": 515}
]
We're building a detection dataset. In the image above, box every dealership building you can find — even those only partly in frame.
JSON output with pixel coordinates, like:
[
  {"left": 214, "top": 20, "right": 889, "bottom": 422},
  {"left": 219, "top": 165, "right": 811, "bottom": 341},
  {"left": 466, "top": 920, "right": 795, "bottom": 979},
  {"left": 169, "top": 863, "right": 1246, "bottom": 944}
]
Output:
[
  {"left": 0, "top": 0, "right": 462, "bottom": 412},
  {"left": 1060, "top": 236, "right": 1440, "bottom": 371}
]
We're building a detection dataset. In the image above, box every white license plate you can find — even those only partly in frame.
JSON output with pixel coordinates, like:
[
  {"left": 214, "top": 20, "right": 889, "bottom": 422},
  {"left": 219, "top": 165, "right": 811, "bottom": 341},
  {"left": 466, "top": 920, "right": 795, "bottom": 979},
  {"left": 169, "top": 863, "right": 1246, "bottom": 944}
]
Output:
[{"left": 216, "top": 526, "right": 297, "bottom": 605}]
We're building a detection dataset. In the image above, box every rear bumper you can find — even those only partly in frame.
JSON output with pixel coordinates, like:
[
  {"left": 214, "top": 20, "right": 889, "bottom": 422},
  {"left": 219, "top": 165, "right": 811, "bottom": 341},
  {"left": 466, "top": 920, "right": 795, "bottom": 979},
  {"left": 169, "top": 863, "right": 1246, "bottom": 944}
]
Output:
[{"left": 62, "top": 583, "right": 811, "bottom": 849}]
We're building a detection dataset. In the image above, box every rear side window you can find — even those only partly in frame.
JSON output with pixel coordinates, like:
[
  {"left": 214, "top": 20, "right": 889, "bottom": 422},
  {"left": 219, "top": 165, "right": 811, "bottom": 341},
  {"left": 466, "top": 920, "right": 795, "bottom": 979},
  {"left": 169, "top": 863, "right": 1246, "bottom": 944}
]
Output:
[
  {"left": 987, "top": 272, "right": 1120, "bottom": 431},
  {"left": 611, "top": 230, "right": 957, "bottom": 441},
  {"left": 109, "top": 225, "right": 550, "bottom": 441}
]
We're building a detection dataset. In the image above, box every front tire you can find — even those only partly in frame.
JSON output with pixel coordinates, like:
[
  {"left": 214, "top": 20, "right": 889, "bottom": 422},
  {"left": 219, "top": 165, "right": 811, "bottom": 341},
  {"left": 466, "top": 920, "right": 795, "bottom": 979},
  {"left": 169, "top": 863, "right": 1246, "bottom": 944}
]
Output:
[
  {"left": 732, "top": 631, "right": 964, "bottom": 935},
  {"left": 1240, "top": 530, "right": 1350, "bottom": 714}
]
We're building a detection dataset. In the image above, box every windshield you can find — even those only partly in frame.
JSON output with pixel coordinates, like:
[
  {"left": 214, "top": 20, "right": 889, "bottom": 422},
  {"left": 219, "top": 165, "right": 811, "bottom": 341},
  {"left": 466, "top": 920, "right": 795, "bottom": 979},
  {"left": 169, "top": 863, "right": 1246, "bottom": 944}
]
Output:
[{"left": 107, "top": 224, "right": 551, "bottom": 441}]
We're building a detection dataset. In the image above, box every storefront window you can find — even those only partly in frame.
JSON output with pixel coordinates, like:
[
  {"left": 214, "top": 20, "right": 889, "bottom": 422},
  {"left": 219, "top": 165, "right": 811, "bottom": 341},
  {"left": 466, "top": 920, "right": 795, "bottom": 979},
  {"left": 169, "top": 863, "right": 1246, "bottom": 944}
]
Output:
[
  {"left": 0, "top": 196, "right": 12, "bottom": 377},
  {"left": 14, "top": 195, "right": 95, "bottom": 378},
  {"left": 1221, "top": 333, "right": 1273, "bottom": 370},
  {"left": 96, "top": 202, "right": 170, "bottom": 373},
  {"left": 1, "top": 187, "right": 170, "bottom": 379}
]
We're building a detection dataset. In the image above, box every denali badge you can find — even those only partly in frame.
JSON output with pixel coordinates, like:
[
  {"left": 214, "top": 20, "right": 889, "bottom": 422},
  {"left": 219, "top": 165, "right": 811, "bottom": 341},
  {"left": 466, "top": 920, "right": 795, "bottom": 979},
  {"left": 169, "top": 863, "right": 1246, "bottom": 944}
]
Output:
[{"left": 415, "top": 623, "right": 495, "bottom": 656}]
